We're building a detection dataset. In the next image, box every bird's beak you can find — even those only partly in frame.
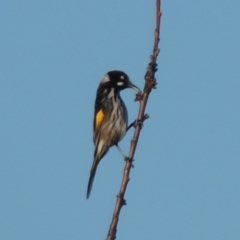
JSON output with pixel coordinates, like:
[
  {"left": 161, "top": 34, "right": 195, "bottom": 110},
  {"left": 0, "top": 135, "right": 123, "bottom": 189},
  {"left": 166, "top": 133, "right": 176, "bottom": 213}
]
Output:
[{"left": 128, "top": 81, "right": 142, "bottom": 93}]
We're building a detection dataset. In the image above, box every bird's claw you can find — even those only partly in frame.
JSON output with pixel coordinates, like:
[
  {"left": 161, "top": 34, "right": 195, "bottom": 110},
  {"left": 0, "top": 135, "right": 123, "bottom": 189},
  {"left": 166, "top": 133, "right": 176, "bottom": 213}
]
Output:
[
  {"left": 124, "top": 156, "right": 134, "bottom": 168},
  {"left": 127, "top": 114, "right": 149, "bottom": 131}
]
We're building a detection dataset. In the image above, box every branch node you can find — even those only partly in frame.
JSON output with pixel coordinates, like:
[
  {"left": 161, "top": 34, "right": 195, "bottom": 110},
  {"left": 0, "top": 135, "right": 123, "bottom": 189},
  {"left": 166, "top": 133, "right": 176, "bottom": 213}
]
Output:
[{"left": 135, "top": 92, "right": 143, "bottom": 101}]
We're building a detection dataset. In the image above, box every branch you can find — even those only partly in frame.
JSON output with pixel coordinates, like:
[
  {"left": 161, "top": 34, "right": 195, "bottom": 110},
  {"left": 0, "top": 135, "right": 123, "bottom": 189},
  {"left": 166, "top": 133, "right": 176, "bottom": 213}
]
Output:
[{"left": 106, "top": 1, "right": 162, "bottom": 239}]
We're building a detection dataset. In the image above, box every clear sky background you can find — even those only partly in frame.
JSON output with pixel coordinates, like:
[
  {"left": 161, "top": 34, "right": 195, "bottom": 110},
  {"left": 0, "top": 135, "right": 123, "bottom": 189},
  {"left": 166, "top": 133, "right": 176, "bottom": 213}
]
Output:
[{"left": 1, "top": 1, "right": 239, "bottom": 239}]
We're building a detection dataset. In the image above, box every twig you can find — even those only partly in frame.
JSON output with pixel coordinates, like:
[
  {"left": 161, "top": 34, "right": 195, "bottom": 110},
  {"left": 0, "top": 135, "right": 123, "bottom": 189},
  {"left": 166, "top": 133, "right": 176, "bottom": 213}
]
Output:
[{"left": 106, "top": 1, "right": 162, "bottom": 239}]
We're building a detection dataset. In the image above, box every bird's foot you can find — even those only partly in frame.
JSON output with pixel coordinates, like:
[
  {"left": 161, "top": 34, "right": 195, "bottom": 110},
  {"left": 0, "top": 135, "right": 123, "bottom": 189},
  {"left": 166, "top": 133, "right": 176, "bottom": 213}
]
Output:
[
  {"left": 124, "top": 156, "right": 134, "bottom": 168},
  {"left": 127, "top": 114, "right": 149, "bottom": 131}
]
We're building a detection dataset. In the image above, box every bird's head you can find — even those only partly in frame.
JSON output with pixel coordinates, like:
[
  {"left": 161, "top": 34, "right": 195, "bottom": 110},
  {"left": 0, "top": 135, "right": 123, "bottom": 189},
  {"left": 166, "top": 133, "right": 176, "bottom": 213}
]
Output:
[{"left": 99, "top": 70, "right": 141, "bottom": 93}]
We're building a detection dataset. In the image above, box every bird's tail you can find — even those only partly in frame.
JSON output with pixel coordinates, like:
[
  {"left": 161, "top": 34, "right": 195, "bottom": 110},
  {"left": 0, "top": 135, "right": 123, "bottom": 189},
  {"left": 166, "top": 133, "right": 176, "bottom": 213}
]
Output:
[
  {"left": 86, "top": 141, "right": 109, "bottom": 198},
  {"left": 86, "top": 157, "right": 99, "bottom": 199}
]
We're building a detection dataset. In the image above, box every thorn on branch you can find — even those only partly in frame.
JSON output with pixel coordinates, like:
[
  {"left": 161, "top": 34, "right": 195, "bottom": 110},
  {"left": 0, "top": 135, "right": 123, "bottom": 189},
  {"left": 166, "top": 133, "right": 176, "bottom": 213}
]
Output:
[
  {"left": 117, "top": 195, "right": 127, "bottom": 206},
  {"left": 143, "top": 113, "right": 150, "bottom": 120},
  {"left": 153, "top": 79, "right": 158, "bottom": 89}
]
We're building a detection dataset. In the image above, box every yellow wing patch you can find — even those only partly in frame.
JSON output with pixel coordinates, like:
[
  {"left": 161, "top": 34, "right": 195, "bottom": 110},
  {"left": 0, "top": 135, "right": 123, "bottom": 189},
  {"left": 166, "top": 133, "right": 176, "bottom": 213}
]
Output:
[{"left": 95, "top": 109, "right": 104, "bottom": 129}]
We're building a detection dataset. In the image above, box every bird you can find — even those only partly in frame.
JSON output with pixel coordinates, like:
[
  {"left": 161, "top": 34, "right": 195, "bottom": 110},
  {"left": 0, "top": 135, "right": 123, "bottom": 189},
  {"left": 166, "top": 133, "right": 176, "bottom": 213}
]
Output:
[{"left": 86, "top": 70, "right": 141, "bottom": 198}]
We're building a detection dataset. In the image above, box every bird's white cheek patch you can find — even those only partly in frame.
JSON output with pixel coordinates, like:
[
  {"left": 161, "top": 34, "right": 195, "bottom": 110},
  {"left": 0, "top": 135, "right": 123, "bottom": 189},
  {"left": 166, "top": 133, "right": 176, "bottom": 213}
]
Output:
[{"left": 117, "top": 81, "right": 124, "bottom": 86}]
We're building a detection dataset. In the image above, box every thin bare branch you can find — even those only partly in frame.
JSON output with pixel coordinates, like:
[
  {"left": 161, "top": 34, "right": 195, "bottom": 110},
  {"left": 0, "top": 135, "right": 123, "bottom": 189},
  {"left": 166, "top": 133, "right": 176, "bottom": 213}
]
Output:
[{"left": 106, "top": 1, "right": 162, "bottom": 239}]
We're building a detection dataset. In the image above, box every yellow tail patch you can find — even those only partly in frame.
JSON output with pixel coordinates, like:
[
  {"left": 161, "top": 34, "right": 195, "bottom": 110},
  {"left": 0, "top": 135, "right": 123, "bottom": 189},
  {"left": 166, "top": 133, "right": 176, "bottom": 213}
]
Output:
[{"left": 95, "top": 109, "right": 104, "bottom": 128}]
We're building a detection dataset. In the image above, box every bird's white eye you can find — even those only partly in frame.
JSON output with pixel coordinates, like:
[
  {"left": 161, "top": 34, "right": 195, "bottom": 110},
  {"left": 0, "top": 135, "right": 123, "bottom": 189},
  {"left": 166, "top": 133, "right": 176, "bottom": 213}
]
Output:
[
  {"left": 120, "top": 75, "right": 125, "bottom": 80},
  {"left": 117, "top": 81, "right": 124, "bottom": 86}
]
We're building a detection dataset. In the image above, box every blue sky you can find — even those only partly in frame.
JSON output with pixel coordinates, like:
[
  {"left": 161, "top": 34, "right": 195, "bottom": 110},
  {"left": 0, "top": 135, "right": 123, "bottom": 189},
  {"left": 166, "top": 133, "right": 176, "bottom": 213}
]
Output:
[{"left": 1, "top": 1, "right": 240, "bottom": 239}]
